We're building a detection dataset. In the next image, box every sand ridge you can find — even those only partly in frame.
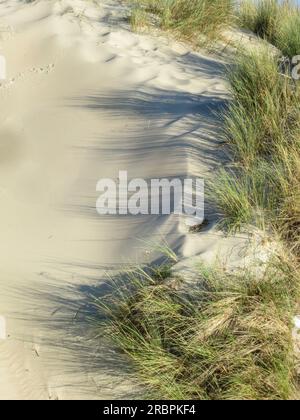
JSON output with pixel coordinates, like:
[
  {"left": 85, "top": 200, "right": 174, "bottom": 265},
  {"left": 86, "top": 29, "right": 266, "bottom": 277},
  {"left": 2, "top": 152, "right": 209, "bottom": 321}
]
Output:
[{"left": 0, "top": 0, "right": 242, "bottom": 400}]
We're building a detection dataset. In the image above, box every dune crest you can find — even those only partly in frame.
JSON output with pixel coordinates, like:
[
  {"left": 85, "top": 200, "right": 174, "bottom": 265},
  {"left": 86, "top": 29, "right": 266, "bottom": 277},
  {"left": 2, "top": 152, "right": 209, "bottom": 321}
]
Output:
[{"left": 0, "top": 0, "right": 242, "bottom": 400}]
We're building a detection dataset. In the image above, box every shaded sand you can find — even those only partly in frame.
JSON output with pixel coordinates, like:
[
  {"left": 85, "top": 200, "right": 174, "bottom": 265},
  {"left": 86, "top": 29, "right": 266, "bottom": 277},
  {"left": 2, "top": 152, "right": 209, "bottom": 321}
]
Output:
[{"left": 0, "top": 0, "right": 250, "bottom": 399}]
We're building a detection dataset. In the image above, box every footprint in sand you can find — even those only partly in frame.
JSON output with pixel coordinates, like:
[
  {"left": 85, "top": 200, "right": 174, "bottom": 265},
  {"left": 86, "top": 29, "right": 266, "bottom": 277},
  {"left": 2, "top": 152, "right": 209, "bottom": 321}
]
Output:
[
  {"left": 31, "top": 63, "right": 55, "bottom": 75},
  {"left": 0, "top": 64, "right": 55, "bottom": 90}
]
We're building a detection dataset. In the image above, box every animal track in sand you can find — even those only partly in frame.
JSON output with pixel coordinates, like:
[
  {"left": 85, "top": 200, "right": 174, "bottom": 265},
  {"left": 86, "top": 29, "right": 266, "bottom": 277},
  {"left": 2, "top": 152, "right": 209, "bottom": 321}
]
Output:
[
  {"left": 30, "top": 63, "right": 55, "bottom": 75},
  {"left": 0, "top": 63, "right": 55, "bottom": 90}
]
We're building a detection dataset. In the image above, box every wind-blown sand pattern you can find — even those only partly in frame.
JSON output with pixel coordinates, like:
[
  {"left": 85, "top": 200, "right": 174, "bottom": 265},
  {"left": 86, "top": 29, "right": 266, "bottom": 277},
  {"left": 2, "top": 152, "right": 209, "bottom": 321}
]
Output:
[{"left": 0, "top": 0, "right": 253, "bottom": 400}]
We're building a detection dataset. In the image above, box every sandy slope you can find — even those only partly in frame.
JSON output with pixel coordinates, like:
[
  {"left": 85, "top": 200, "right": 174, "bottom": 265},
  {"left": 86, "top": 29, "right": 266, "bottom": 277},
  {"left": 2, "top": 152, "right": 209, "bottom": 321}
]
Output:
[{"left": 0, "top": 0, "right": 246, "bottom": 400}]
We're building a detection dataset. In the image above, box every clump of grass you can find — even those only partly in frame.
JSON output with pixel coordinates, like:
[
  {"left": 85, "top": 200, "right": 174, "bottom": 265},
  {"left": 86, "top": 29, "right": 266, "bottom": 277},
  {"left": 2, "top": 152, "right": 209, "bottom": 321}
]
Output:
[
  {"left": 238, "top": 0, "right": 280, "bottom": 42},
  {"left": 211, "top": 46, "right": 300, "bottom": 251},
  {"left": 211, "top": 163, "right": 275, "bottom": 231},
  {"left": 93, "top": 257, "right": 299, "bottom": 400},
  {"left": 276, "top": 9, "right": 300, "bottom": 58},
  {"left": 276, "top": 147, "right": 300, "bottom": 256},
  {"left": 223, "top": 46, "right": 299, "bottom": 164},
  {"left": 238, "top": 0, "right": 300, "bottom": 58},
  {"left": 129, "top": 0, "right": 234, "bottom": 44},
  {"left": 161, "top": 0, "right": 234, "bottom": 41},
  {"left": 130, "top": 7, "right": 150, "bottom": 31},
  {"left": 212, "top": 156, "right": 300, "bottom": 237}
]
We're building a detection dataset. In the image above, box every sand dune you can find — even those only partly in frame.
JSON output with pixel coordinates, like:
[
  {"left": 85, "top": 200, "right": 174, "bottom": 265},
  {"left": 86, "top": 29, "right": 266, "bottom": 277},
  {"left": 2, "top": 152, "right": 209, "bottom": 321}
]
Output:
[{"left": 0, "top": 0, "right": 249, "bottom": 400}]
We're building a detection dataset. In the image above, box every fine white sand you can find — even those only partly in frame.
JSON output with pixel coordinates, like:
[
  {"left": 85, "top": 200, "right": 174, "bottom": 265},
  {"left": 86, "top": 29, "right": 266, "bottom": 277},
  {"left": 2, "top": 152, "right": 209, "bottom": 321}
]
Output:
[{"left": 0, "top": 0, "right": 253, "bottom": 400}]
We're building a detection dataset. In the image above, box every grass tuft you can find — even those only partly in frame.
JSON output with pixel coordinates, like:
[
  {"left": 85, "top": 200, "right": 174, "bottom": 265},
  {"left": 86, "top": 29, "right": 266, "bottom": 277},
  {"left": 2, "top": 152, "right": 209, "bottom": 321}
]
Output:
[
  {"left": 238, "top": 0, "right": 300, "bottom": 58},
  {"left": 238, "top": 0, "right": 280, "bottom": 42},
  {"left": 276, "top": 8, "right": 300, "bottom": 58},
  {"left": 210, "top": 46, "right": 300, "bottom": 252},
  {"left": 93, "top": 258, "right": 299, "bottom": 400},
  {"left": 129, "top": 0, "right": 234, "bottom": 44},
  {"left": 130, "top": 6, "right": 151, "bottom": 32}
]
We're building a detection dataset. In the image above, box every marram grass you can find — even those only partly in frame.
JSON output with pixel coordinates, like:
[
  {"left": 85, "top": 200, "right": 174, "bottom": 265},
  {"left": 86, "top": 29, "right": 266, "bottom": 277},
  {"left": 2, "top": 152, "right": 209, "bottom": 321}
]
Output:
[
  {"left": 238, "top": 0, "right": 300, "bottom": 58},
  {"left": 211, "top": 45, "right": 300, "bottom": 255},
  {"left": 129, "top": 0, "right": 234, "bottom": 44},
  {"left": 91, "top": 258, "right": 299, "bottom": 400}
]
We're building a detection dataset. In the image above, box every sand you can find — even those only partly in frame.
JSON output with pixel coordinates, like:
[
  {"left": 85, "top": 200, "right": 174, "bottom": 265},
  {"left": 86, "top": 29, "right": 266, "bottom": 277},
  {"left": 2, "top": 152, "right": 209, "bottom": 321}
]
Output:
[{"left": 0, "top": 0, "right": 251, "bottom": 400}]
